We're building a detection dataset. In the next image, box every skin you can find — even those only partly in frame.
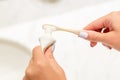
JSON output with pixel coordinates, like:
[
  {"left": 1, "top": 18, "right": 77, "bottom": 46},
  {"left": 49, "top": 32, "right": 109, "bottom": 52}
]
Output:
[
  {"left": 23, "top": 46, "right": 66, "bottom": 80},
  {"left": 83, "top": 11, "right": 120, "bottom": 51},
  {"left": 23, "top": 11, "right": 120, "bottom": 80}
]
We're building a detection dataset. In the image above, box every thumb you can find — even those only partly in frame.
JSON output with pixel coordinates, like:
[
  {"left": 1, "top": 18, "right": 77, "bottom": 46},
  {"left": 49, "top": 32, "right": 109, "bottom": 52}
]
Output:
[
  {"left": 45, "top": 46, "right": 61, "bottom": 69},
  {"left": 79, "top": 30, "right": 107, "bottom": 43},
  {"left": 44, "top": 45, "right": 55, "bottom": 60}
]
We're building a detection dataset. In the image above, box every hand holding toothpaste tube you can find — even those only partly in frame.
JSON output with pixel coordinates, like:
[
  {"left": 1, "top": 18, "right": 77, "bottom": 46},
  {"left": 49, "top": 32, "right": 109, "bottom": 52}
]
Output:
[{"left": 23, "top": 46, "right": 66, "bottom": 80}]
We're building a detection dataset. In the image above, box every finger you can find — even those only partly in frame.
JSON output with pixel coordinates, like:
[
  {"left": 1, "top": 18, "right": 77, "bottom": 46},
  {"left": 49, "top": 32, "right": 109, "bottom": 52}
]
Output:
[
  {"left": 89, "top": 27, "right": 110, "bottom": 47},
  {"left": 89, "top": 28, "right": 101, "bottom": 47},
  {"left": 44, "top": 46, "right": 54, "bottom": 60},
  {"left": 79, "top": 30, "right": 108, "bottom": 42},
  {"left": 90, "top": 41, "right": 97, "bottom": 47},
  {"left": 44, "top": 46, "right": 57, "bottom": 64},
  {"left": 102, "top": 43, "right": 112, "bottom": 50},
  {"left": 84, "top": 14, "right": 111, "bottom": 31},
  {"left": 32, "top": 46, "right": 44, "bottom": 60},
  {"left": 44, "top": 46, "right": 62, "bottom": 71},
  {"left": 23, "top": 76, "right": 28, "bottom": 80}
]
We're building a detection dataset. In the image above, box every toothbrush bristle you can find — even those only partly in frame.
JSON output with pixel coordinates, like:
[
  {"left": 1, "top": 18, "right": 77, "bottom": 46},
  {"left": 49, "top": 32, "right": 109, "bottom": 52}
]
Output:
[{"left": 42, "top": 24, "right": 57, "bottom": 31}]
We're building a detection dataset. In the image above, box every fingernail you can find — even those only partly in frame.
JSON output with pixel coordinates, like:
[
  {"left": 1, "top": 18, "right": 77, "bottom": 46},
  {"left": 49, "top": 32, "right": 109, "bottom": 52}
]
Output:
[{"left": 79, "top": 31, "right": 88, "bottom": 39}]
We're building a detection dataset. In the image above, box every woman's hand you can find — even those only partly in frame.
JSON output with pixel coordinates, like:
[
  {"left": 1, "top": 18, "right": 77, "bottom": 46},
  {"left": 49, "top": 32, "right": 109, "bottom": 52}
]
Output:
[
  {"left": 23, "top": 46, "right": 66, "bottom": 80},
  {"left": 79, "top": 11, "right": 120, "bottom": 51}
]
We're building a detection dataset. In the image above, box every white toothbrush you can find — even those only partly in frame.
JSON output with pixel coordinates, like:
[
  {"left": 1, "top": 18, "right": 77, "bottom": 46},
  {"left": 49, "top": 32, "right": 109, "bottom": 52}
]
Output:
[
  {"left": 42, "top": 24, "right": 81, "bottom": 35},
  {"left": 39, "top": 24, "right": 81, "bottom": 53}
]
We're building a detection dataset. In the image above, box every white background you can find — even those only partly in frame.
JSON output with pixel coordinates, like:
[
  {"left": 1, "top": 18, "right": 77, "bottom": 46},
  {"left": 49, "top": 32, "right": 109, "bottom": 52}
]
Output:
[{"left": 0, "top": 0, "right": 110, "bottom": 27}]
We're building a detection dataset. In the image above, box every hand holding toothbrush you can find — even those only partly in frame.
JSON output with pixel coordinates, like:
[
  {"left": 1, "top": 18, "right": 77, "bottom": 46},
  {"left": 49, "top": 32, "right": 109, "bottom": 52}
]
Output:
[
  {"left": 80, "top": 11, "right": 120, "bottom": 51},
  {"left": 42, "top": 11, "right": 120, "bottom": 51}
]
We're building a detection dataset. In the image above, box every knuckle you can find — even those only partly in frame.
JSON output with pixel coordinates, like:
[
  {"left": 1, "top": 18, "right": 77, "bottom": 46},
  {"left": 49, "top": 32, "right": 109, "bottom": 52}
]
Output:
[
  {"left": 92, "top": 33, "right": 104, "bottom": 42},
  {"left": 101, "top": 34, "right": 107, "bottom": 42},
  {"left": 32, "top": 46, "right": 40, "bottom": 53},
  {"left": 92, "top": 34, "right": 100, "bottom": 41},
  {"left": 25, "top": 68, "right": 33, "bottom": 77},
  {"left": 35, "top": 60, "right": 48, "bottom": 68},
  {"left": 25, "top": 61, "right": 48, "bottom": 78}
]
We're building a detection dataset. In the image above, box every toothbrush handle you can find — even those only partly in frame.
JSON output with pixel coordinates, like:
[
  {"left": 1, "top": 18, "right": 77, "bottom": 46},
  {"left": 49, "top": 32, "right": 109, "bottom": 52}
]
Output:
[{"left": 57, "top": 27, "right": 81, "bottom": 35}]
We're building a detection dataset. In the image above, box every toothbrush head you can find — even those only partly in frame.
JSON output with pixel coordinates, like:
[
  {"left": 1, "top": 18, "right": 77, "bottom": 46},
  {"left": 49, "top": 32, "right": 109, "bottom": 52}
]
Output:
[{"left": 42, "top": 24, "right": 57, "bottom": 32}]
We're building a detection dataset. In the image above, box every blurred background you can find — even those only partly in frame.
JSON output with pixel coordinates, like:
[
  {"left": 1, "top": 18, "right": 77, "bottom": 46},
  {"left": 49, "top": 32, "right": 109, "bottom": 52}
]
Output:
[
  {"left": 0, "top": 0, "right": 111, "bottom": 27},
  {"left": 0, "top": 0, "right": 120, "bottom": 80}
]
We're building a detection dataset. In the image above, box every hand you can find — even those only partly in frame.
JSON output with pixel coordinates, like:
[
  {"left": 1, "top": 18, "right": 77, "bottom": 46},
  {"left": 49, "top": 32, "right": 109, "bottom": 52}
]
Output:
[
  {"left": 23, "top": 46, "right": 66, "bottom": 80},
  {"left": 79, "top": 11, "right": 120, "bottom": 51}
]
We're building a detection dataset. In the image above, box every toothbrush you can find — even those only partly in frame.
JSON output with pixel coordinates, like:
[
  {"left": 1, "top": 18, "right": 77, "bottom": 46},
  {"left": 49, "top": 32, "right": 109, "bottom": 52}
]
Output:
[
  {"left": 42, "top": 24, "right": 81, "bottom": 35},
  {"left": 39, "top": 24, "right": 81, "bottom": 53}
]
